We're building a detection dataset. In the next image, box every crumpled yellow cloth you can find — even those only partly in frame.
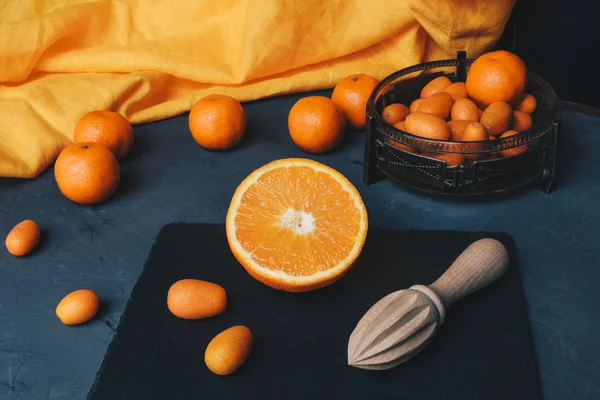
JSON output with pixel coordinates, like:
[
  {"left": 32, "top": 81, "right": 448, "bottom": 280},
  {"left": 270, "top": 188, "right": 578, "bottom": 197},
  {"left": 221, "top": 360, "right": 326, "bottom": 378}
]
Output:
[{"left": 0, "top": 0, "right": 514, "bottom": 178}]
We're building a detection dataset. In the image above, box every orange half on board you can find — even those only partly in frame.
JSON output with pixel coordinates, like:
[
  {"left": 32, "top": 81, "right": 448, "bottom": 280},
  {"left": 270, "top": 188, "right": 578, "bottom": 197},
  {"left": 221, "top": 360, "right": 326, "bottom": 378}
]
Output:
[{"left": 226, "top": 158, "right": 368, "bottom": 292}]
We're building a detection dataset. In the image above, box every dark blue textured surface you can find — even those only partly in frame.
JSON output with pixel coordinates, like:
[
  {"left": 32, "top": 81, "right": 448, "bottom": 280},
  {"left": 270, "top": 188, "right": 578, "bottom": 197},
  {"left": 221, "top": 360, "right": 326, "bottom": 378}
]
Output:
[{"left": 0, "top": 89, "right": 599, "bottom": 399}]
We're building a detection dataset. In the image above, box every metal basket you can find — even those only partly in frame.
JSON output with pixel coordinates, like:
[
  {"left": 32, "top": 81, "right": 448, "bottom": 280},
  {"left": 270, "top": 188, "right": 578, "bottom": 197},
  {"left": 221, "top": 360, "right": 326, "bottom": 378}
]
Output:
[{"left": 363, "top": 51, "right": 561, "bottom": 195}]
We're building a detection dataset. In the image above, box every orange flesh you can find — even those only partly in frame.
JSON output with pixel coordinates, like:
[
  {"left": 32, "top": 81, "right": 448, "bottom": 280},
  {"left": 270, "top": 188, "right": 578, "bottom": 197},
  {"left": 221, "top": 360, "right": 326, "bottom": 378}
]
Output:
[{"left": 233, "top": 165, "right": 362, "bottom": 276}]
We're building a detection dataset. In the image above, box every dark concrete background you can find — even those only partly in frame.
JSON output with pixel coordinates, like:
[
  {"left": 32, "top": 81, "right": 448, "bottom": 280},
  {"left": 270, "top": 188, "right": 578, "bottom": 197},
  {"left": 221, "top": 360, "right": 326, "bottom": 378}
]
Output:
[{"left": 0, "top": 90, "right": 599, "bottom": 399}]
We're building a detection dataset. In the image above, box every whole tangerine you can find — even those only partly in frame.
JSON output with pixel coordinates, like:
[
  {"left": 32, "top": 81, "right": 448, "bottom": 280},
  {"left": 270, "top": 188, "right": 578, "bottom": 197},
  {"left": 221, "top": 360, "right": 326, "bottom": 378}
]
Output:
[
  {"left": 404, "top": 112, "right": 450, "bottom": 141},
  {"left": 167, "top": 279, "right": 227, "bottom": 320},
  {"left": 288, "top": 96, "right": 346, "bottom": 153},
  {"left": 420, "top": 76, "right": 452, "bottom": 98},
  {"left": 451, "top": 98, "right": 479, "bottom": 121},
  {"left": 188, "top": 94, "right": 246, "bottom": 150},
  {"left": 331, "top": 74, "right": 379, "bottom": 129},
  {"left": 54, "top": 143, "right": 120, "bottom": 205},
  {"left": 461, "top": 122, "right": 489, "bottom": 142},
  {"left": 442, "top": 82, "right": 468, "bottom": 101},
  {"left": 517, "top": 93, "right": 538, "bottom": 114},
  {"left": 480, "top": 101, "right": 513, "bottom": 136},
  {"left": 205, "top": 325, "right": 253, "bottom": 376},
  {"left": 56, "top": 289, "right": 100, "bottom": 325},
  {"left": 409, "top": 98, "right": 423, "bottom": 113},
  {"left": 5, "top": 219, "right": 40, "bottom": 257},
  {"left": 461, "top": 122, "right": 489, "bottom": 160},
  {"left": 74, "top": 110, "right": 133, "bottom": 160},
  {"left": 381, "top": 103, "right": 409, "bottom": 125},
  {"left": 511, "top": 110, "right": 533, "bottom": 132},
  {"left": 416, "top": 91, "right": 454, "bottom": 120},
  {"left": 466, "top": 50, "right": 527, "bottom": 108}
]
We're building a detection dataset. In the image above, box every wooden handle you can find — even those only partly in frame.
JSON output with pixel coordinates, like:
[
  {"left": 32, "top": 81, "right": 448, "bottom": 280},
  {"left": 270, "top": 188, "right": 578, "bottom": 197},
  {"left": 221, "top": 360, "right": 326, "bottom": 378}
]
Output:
[{"left": 429, "top": 238, "right": 509, "bottom": 307}]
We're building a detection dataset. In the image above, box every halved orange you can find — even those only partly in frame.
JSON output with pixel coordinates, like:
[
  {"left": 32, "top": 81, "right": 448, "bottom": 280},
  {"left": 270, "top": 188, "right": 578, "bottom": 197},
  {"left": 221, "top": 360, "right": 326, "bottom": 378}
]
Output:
[{"left": 226, "top": 158, "right": 368, "bottom": 292}]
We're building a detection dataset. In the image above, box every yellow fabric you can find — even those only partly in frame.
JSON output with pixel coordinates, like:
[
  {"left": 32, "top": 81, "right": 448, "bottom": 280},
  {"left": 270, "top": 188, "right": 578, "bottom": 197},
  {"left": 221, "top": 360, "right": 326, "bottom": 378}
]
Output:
[{"left": 0, "top": 0, "right": 514, "bottom": 178}]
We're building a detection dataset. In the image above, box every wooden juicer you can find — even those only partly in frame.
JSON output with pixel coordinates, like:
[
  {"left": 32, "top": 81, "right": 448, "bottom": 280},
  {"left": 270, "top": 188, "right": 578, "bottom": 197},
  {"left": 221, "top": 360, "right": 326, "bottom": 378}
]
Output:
[{"left": 348, "top": 238, "right": 509, "bottom": 370}]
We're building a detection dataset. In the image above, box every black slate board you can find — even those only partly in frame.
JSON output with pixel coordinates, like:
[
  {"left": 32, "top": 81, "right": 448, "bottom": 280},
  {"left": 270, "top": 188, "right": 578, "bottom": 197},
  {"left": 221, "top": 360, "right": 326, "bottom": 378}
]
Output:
[{"left": 87, "top": 223, "right": 541, "bottom": 400}]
